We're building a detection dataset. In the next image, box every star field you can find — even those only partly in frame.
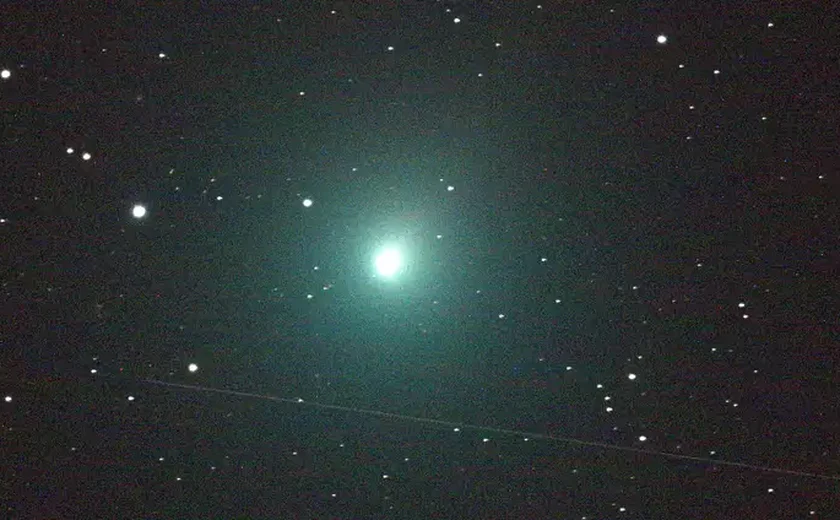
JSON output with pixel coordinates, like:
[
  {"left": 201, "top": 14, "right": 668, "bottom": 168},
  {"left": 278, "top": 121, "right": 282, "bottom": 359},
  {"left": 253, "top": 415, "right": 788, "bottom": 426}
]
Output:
[{"left": 1, "top": 2, "right": 838, "bottom": 518}]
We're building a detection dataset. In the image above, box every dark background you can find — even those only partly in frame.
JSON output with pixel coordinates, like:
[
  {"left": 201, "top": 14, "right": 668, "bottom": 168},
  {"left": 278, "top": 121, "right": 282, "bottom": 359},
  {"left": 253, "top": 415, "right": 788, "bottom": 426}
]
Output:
[{"left": 1, "top": 1, "right": 838, "bottom": 518}]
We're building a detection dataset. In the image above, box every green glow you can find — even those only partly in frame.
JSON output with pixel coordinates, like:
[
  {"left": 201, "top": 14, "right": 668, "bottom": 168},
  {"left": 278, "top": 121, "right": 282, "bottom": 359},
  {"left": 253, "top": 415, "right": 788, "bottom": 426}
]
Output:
[{"left": 375, "top": 247, "right": 403, "bottom": 278}]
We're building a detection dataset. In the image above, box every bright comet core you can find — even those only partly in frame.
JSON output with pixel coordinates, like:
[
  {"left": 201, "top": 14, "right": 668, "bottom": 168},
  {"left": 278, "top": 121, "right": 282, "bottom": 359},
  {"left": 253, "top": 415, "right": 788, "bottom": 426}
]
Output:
[{"left": 375, "top": 248, "right": 403, "bottom": 278}]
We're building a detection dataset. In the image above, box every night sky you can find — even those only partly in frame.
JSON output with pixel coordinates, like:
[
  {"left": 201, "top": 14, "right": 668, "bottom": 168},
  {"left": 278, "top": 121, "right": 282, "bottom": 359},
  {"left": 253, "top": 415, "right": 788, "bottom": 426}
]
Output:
[{"left": 2, "top": 2, "right": 839, "bottom": 518}]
